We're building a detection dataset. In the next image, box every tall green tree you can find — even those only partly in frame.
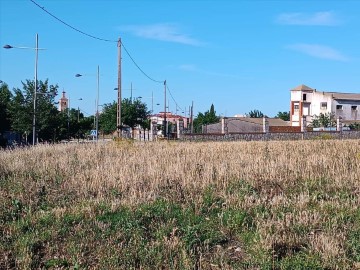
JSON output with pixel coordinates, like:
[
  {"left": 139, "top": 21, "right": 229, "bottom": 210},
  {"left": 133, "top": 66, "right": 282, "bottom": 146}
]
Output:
[
  {"left": 275, "top": 111, "right": 290, "bottom": 121},
  {"left": 9, "top": 79, "right": 60, "bottom": 142},
  {"left": 99, "top": 102, "right": 117, "bottom": 134},
  {"left": 122, "top": 98, "right": 150, "bottom": 129},
  {"left": 193, "top": 104, "right": 220, "bottom": 133},
  {"left": 57, "top": 108, "right": 93, "bottom": 140},
  {"left": 246, "top": 109, "right": 264, "bottom": 118},
  {"left": 98, "top": 98, "right": 150, "bottom": 134},
  {"left": 0, "top": 82, "right": 13, "bottom": 133},
  {"left": 8, "top": 87, "right": 33, "bottom": 138}
]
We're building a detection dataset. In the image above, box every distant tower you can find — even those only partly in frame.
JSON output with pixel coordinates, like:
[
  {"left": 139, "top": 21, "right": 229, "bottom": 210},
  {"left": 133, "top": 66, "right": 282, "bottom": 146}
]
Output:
[{"left": 59, "top": 91, "right": 69, "bottom": 112}]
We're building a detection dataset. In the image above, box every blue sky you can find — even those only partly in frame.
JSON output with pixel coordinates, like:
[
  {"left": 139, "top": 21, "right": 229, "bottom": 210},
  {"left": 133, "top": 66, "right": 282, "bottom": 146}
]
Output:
[{"left": 1, "top": 0, "right": 360, "bottom": 118}]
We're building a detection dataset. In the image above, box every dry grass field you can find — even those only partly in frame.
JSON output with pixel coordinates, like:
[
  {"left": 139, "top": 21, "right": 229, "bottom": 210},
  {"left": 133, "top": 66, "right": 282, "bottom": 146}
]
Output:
[{"left": 1, "top": 139, "right": 360, "bottom": 269}]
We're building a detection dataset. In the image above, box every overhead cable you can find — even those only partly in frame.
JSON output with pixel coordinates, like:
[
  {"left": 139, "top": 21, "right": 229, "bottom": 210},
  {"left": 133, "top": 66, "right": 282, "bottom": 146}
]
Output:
[
  {"left": 30, "top": 0, "right": 165, "bottom": 85},
  {"left": 167, "top": 84, "right": 184, "bottom": 112},
  {"left": 121, "top": 42, "right": 164, "bottom": 84},
  {"left": 29, "top": 0, "right": 184, "bottom": 109},
  {"left": 30, "top": 0, "right": 116, "bottom": 42}
]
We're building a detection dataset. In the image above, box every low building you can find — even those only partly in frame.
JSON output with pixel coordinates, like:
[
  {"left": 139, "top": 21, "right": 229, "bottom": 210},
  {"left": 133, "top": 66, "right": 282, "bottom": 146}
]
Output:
[
  {"left": 148, "top": 112, "right": 190, "bottom": 138},
  {"left": 149, "top": 112, "right": 190, "bottom": 129},
  {"left": 290, "top": 84, "right": 360, "bottom": 127}
]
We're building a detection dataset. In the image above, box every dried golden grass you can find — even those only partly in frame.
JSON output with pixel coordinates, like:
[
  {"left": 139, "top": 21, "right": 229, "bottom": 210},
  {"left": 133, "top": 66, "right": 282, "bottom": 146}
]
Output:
[
  {"left": 3, "top": 140, "right": 359, "bottom": 202},
  {"left": 1, "top": 139, "right": 360, "bottom": 268}
]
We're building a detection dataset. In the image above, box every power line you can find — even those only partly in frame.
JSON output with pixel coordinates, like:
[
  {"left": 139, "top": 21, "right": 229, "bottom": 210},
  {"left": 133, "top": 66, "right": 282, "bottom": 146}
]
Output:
[
  {"left": 79, "top": 109, "right": 92, "bottom": 116},
  {"left": 29, "top": 0, "right": 185, "bottom": 112},
  {"left": 166, "top": 84, "right": 184, "bottom": 112},
  {"left": 30, "top": 0, "right": 116, "bottom": 43},
  {"left": 30, "top": 0, "right": 165, "bottom": 85},
  {"left": 121, "top": 41, "right": 164, "bottom": 84}
]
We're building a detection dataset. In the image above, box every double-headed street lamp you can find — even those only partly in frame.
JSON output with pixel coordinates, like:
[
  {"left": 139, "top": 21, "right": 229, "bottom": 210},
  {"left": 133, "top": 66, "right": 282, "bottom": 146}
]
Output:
[
  {"left": 3, "top": 33, "right": 45, "bottom": 145},
  {"left": 75, "top": 65, "right": 100, "bottom": 141}
]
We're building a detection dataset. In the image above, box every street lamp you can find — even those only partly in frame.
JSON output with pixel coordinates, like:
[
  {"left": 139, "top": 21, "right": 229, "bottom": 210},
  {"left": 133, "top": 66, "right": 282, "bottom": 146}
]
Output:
[
  {"left": 3, "top": 33, "right": 45, "bottom": 145},
  {"left": 75, "top": 66, "right": 100, "bottom": 141}
]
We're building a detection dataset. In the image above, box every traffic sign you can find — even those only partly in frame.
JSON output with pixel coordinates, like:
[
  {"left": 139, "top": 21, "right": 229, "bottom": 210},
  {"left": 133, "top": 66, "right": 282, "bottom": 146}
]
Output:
[{"left": 90, "top": 130, "right": 97, "bottom": 136}]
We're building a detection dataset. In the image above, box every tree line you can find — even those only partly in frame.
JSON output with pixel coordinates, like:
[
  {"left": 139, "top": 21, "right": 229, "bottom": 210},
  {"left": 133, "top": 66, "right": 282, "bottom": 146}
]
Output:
[
  {"left": 0, "top": 80, "right": 150, "bottom": 146},
  {"left": 9, "top": 78, "right": 352, "bottom": 145}
]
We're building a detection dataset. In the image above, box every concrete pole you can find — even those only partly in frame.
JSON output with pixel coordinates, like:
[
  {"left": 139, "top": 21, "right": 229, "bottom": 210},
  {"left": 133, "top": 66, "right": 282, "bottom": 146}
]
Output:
[
  {"left": 190, "top": 101, "right": 194, "bottom": 133},
  {"left": 221, "top": 117, "right": 228, "bottom": 134},
  {"left": 263, "top": 117, "right": 269, "bottom": 133},
  {"left": 177, "top": 118, "right": 184, "bottom": 139},
  {"left": 117, "top": 38, "right": 122, "bottom": 138},
  {"left": 301, "top": 116, "right": 307, "bottom": 132},
  {"left": 32, "top": 33, "right": 38, "bottom": 145},
  {"left": 163, "top": 80, "right": 167, "bottom": 137},
  {"left": 337, "top": 116, "right": 343, "bottom": 132},
  {"left": 96, "top": 65, "right": 99, "bottom": 142}
]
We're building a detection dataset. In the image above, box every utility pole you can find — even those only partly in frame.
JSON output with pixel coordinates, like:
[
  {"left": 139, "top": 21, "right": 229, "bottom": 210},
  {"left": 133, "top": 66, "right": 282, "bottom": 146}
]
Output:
[
  {"left": 96, "top": 65, "right": 99, "bottom": 142},
  {"left": 94, "top": 100, "right": 96, "bottom": 129},
  {"left": 67, "top": 95, "right": 70, "bottom": 141},
  {"left": 163, "top": 80, "right": 167, "bottom": 137},
  {"left": 190, "top": 101, "right": 194, "bottom": 133},
  {"left": 33, "top": 33, "right": 38, "bottom": 145},
  {"left": 77, "top": 106, "right": 80, "bottom": 142},
  {"left": 117, "top": 38, "right": 122, "bottom": 138}
]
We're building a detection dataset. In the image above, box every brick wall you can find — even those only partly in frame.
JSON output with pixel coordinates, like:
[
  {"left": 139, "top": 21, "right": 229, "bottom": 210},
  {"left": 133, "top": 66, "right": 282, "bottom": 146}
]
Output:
[{"left": 269, "top": 126, "right": 301, "bottom": 133}]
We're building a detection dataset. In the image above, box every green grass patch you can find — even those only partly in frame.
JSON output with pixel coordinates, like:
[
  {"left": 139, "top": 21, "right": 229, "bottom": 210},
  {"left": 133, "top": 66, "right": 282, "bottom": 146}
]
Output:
[{"left": 2, "top": 177, "right": 360, "bottom": 269}]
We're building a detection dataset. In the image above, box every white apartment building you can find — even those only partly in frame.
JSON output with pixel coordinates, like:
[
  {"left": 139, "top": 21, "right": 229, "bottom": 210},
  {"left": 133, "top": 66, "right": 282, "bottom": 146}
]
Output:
[{"left": 290, "top": 84, "right": 360, "bottom": 127}]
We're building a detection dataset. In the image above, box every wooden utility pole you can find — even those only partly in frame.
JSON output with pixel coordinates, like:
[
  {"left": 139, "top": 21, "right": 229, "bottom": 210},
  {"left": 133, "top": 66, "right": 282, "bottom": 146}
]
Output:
[{"left": 117, "top": 38, "right": 122, "bottom": 138}]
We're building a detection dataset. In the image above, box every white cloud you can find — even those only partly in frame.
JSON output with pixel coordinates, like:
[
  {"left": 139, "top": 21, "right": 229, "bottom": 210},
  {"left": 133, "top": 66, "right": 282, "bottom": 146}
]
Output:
[
  {"left": 120, "top": 23, "right": 203, "bottom": 46},
  {"left": 277, "top": 11, "right": 339, "bottom": 26},
  {"left": 287, "top": 43, "right": 349, "bottom": 61}
]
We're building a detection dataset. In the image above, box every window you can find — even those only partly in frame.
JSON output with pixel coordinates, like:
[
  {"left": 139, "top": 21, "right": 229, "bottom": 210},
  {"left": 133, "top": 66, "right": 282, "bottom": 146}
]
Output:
[
  {"left": 303, "top": 94, "right": 307, "bottom": 101},
  {"left": 320, "top": 102, "right": 327, "bottom": 109},
  {"left": 351, "top": 106, "right": 358, "bottom": 111},
  {"left": 294, "top": 104, "right": 299, "bottom": 111},
  {"left": 336, "top": 105, "right": 343, "bottom": 110}
]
